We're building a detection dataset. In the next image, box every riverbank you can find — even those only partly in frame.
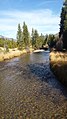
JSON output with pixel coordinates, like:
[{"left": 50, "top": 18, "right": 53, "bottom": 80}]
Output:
[
  {"left": 0, "top": 47, "right": 34, "bottom": 61},
  {"left": 50, "top": 51, "right": 67, "bottom": 86}
]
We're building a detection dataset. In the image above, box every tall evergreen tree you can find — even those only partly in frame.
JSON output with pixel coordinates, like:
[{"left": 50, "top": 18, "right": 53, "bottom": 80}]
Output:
[
  {"left": 43, "top": 34, "right": 48, "bottom": 46},
  {"left": 22, "top": 22, "right": 29, "bottom": 48},
  {"left": 34, "top": 30, "right": 39, "bottom": 49},
  {"left": 59, "top": 7, "right": 65, "bottom": 37},
  {"left": 31, "top": 29, "right": 39, "bottom": 49},
  {"left": 31, "top": 28, "right": 35, "bottom": 48},
  {"left": 36, "top": 34, "right": 44, "bottom": 49},
  {"left": 59, "top": 0, "right": 67, "bottom": 49},
  {"left": 17, "top": 24, "right": 23, "bottom": 50},
  {"left": 38, "top": 33, "right": 45, "bottom": 48},
  {"left": 31, "top": 29, "right": 45, "bottom": 49},
  {"left": 48, "top": 34, "right": 55, "bottom": 48}
]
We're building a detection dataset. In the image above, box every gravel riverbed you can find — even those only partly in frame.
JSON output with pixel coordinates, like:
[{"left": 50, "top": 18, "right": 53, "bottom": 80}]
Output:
[{"left": 0, "top": 53, "right": 67, "bottom": 119}]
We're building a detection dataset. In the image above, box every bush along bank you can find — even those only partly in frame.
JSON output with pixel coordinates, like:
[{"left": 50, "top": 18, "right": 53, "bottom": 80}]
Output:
[{"left": 50, "top": 51, "right": 67, "bottom": 86}]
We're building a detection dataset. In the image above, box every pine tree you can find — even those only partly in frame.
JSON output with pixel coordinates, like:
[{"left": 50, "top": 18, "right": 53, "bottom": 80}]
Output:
[
  {"left": 31, "top": 29, "right": 39, "bottom": 49},
  {"left": 31, "top": 28, "right": 35, "bottom": 48},
  {"left": 48, "top": 34, "right": 55, "bottom": 48},
  {"left": 31, "top": 29, "right": 44, "bottom": 49},
  {"left": 34, "top": 30, "right": 39, "bottom": 49},
  {"left": 59, "top": 7, "right": 65, "bottom": 37},
  {"left": 43, "top": 34, "right": 48, "bottom": 46},
  {"left": 22, "top": 22, "right": 29, "bottom": 48},
  {"left": 64, "top": 0, "right": 67, "bottom": 31},
  {"left": 17, "top": 24, "right": 23, "bottom": 50},
  {"left": 59, "top": 0, "right": 67, "bottom": 49},
  {"left": 36, "top": 35, "right": 44, "bottom": 49}
]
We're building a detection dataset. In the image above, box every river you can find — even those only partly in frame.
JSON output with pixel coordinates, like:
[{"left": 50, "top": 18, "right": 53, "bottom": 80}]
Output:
[{"left": 0, "top": 51, "right": 67, "bottom": 119}]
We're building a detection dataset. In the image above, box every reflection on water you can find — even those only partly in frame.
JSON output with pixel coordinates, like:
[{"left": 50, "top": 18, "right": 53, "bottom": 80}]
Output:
[
  {"left": 19, "top": 51, "right": 49, "bottom": 65},
  {"left": 30, "top": 52, "right": 49, "bottom": 63}
]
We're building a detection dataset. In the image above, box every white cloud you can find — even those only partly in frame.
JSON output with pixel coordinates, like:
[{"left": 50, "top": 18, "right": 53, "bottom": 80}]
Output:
[
  {"left": 38, "top": 0, "right": 57, "bottom": 7},
  {"left": 0, "top": 9, "right": 60, "bottom": 38}
]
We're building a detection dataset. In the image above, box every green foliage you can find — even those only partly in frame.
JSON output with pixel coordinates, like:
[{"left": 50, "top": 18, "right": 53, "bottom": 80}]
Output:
[
  {"left": 22, "top": 22, "right": 29, "bottom": 48},
  {"left": 31, "top": 28, "right": 35, "bottom": 48},
  {"left": 38, "top": 34, "right": 45, "bottom": 48},
  {"left": 59, "top": 0, "right": 67, "bottom": 49},
  {"left": 17, "top": 24, "right": 23, "bottom": 50},
  {"left": 64, "top": 14, "right": 67, "bottom": 31},
  {"left": 31, "top": 29, "right": 45, "bottom": 49},
  {"left": 48, "top": 34, "right": 56, "bottom": 48},
  {"left": 16, "top": 22, "right": 58, "bottom": 50},
  {"left": 5, "top": 39, "right": 17, "bottom": 49},
  {"left": 0, "top": 38, "right": 4, "bottom": 47},
  {"left": 34, "top": 30, "right": 39, "bottom": 49},
  {"left": 31, "top": 29, "right": 38, "bottom": 49},
  {"left": 16, "top": 22, "right": 31, "bottom": 50},
  {"left": 59, "top": 7, "right": 65, "bottom": 37},
  {"left": 43, "top": 34, "right": 48, "bottom": 46},
  {"left": 0, "top": 38, "right": 17, "bottom": 52}
]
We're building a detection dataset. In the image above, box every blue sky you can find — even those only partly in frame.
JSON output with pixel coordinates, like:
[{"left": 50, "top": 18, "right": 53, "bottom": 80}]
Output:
[{"left": 0, "top": 0, "right": 63, "bottom": 38}]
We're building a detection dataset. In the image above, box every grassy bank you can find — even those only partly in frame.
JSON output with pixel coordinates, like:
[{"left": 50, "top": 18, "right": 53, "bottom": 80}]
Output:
[
  {"left": 0, "top": 47, "right": 34, "bottom": 61},
  {"left": 50, "top": 51, "right": 67, "bottom": 86}
]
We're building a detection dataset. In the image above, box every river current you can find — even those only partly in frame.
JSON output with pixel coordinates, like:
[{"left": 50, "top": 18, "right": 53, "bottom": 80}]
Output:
[{"left": 0, "top": 51, "right": 67, "bottom": 119}]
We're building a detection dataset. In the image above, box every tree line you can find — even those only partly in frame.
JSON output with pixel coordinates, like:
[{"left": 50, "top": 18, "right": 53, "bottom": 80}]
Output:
[
  {"left": 17, "top": 0, "right": 67, "bottom": 51},
  {"left": 0, "top": 22, "right": 58, "bottom": 52},
  {"left": 0, "top": 38, "right": 17, "bottom": 49},
  {"left": 16, "top": 22, "right": 58, "bottom": 50},
  {"left": 1, "top": 0, "right": 67, "bottom": 52}
]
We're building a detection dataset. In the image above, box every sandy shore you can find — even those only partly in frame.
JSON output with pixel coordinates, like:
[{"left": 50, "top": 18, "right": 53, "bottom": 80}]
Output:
[{"left": 0, "top": 47, "right": 34, "bottom": 61}]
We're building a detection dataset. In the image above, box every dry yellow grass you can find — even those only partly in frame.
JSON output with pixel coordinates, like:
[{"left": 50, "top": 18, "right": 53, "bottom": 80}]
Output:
[
  {"left": 50, "top": 51, "right": 67, "bottom": 86},
  {"left": 0, "top": 47, "right": 34, "bottom": 61},
  {"left": 50, "top": 51, "right": 67, "bottom": 61}
]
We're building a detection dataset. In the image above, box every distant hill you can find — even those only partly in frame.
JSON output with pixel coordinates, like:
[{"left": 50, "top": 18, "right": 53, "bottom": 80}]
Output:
[
  {"left": 0, "top": 35, "right": 15, "bottom": 40},
  {"left": 0, "top": 35, "right": 5, "bottom": 39}
]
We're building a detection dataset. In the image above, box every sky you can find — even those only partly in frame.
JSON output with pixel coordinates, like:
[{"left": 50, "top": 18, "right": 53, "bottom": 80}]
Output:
[{"left": 0, "top": 0, "right": 63, "bottom": 39}]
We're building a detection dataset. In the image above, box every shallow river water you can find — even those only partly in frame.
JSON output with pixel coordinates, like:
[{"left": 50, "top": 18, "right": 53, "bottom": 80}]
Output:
[{"left": 0, "top": 51, "right": 67, "bottom": 119}]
